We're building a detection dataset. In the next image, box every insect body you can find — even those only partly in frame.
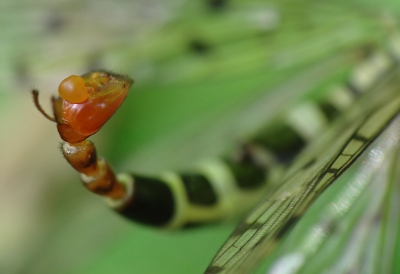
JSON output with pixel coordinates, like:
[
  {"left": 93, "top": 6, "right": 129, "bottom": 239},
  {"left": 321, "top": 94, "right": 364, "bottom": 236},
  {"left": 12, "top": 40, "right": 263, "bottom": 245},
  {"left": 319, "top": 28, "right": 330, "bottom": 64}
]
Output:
[
  {"left": 33, "top": 70, "right": 277, "bottom": 228},
  {"left": 33, "top": 71, "right": 134, "bottom": 203},
  {"left": 30, "top": 63, "right": 350, "bottom": 227},
  {"left": 32, "top": 3, "right": 400, "bottom": 274},
  {"left": 34, "top": 35, "right": 400, "bottom": 272}
]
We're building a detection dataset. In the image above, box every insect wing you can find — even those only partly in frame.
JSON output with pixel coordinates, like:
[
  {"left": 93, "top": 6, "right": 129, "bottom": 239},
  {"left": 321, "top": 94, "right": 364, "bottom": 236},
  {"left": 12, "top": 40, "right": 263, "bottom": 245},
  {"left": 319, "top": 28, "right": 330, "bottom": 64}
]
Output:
[
  {"left": 206, "top": 75, "right": 400, "bottom": 273},
  {"left": 260, "top": 112, "right": 400, "bottom": 273}
]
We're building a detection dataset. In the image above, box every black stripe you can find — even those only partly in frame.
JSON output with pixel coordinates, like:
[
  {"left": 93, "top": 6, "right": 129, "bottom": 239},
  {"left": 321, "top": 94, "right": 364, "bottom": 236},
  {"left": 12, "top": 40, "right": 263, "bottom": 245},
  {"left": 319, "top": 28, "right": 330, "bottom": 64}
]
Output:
[
  {"left": 117, "top": 175, "right": 175, "bottom": 227},
  {"left": 252, "top": 123, "right": 306, "bottom": 162},
  {"left": 341, "top": 153, "right": 353, "bottom": 157},
  {"left": 224, "top": 145, "right": 267, "bottom": 190},
  {"left": 318, "top": 101, "right": 341, "bottom": 122},
  {"left": 353, "top": 134, "right": 368, "bottom": 142},
  {"left": 225, "top": 158, "right": 267, "bottom": 190},
  {"left": 275, "top": 215, "right": 300, "bottom": 239},
  {"left": 181, "top": 173, "right": 218, "bottom": 206},
  {"left": 205, "top": 266, "right": 223, "bottom": 274},
  {"left": 327, "top": 168, "right": 339, "bottom": 174}
]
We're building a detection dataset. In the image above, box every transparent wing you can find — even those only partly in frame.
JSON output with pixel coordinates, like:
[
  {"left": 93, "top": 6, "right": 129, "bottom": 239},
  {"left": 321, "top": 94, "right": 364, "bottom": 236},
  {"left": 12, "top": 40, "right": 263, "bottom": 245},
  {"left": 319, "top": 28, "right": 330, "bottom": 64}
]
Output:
[
  {"left": 262, "top": 114, "right": 400, "bottom": 274},
  {"left": 206, "top": 71, "right": 400, "bottom": 273}
]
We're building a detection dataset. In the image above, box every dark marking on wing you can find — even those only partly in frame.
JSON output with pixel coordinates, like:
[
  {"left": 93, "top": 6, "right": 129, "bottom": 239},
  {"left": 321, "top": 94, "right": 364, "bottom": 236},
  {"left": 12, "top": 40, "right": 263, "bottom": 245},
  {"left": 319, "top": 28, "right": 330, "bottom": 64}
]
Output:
[
  {"left": 353, "top": 134, "right": 368, "bottom": 142},
  {"left": 327, "top": 168, "right": 339, "bottom": 174},
  {"left": 302, "top": 158, "right": 316, "bottom": 170},
  {"left": 275, "top": 215, "right": 300, "bottom": 240},
  {"left": 206, "top": 266, "right": 223, "bottom": 274}
]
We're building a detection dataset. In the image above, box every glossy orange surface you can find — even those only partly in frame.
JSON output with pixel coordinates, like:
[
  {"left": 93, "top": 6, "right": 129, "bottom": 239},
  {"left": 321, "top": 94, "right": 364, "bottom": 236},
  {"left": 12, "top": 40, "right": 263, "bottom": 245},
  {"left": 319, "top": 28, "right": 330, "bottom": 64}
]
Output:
[
  {"left": 58, "top": 75, "right": 88, "bottom": 103},
  {"left": 59, "top": 71, "right": 133, "bottom": 138}
]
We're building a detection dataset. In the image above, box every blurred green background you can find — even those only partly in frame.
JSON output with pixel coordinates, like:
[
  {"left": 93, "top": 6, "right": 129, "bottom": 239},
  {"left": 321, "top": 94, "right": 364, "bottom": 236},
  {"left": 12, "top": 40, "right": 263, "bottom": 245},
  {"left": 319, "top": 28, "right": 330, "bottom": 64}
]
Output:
[{"left": 1, "top": 0, "right": 400, "bottom": 273}]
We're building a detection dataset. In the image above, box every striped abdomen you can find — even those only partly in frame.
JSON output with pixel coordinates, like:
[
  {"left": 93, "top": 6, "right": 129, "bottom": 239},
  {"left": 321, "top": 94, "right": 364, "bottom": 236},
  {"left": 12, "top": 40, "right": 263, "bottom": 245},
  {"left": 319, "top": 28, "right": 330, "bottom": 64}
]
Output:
[{"left": 112, "top": 34, "right": 400, "bottom": 229}]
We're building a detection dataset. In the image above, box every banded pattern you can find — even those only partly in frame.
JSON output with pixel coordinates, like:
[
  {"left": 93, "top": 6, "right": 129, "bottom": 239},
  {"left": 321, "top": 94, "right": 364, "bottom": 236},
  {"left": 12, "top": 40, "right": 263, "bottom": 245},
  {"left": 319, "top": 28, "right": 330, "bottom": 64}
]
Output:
[
  {"left": 110, "top": 33, "right": 400, "bottom": 231},
  {"left": 25, "top": 0, "right": 400, "bottom": 273},
  {"left": 207, "top": 49, "right": 400, "bottom": 273}
]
